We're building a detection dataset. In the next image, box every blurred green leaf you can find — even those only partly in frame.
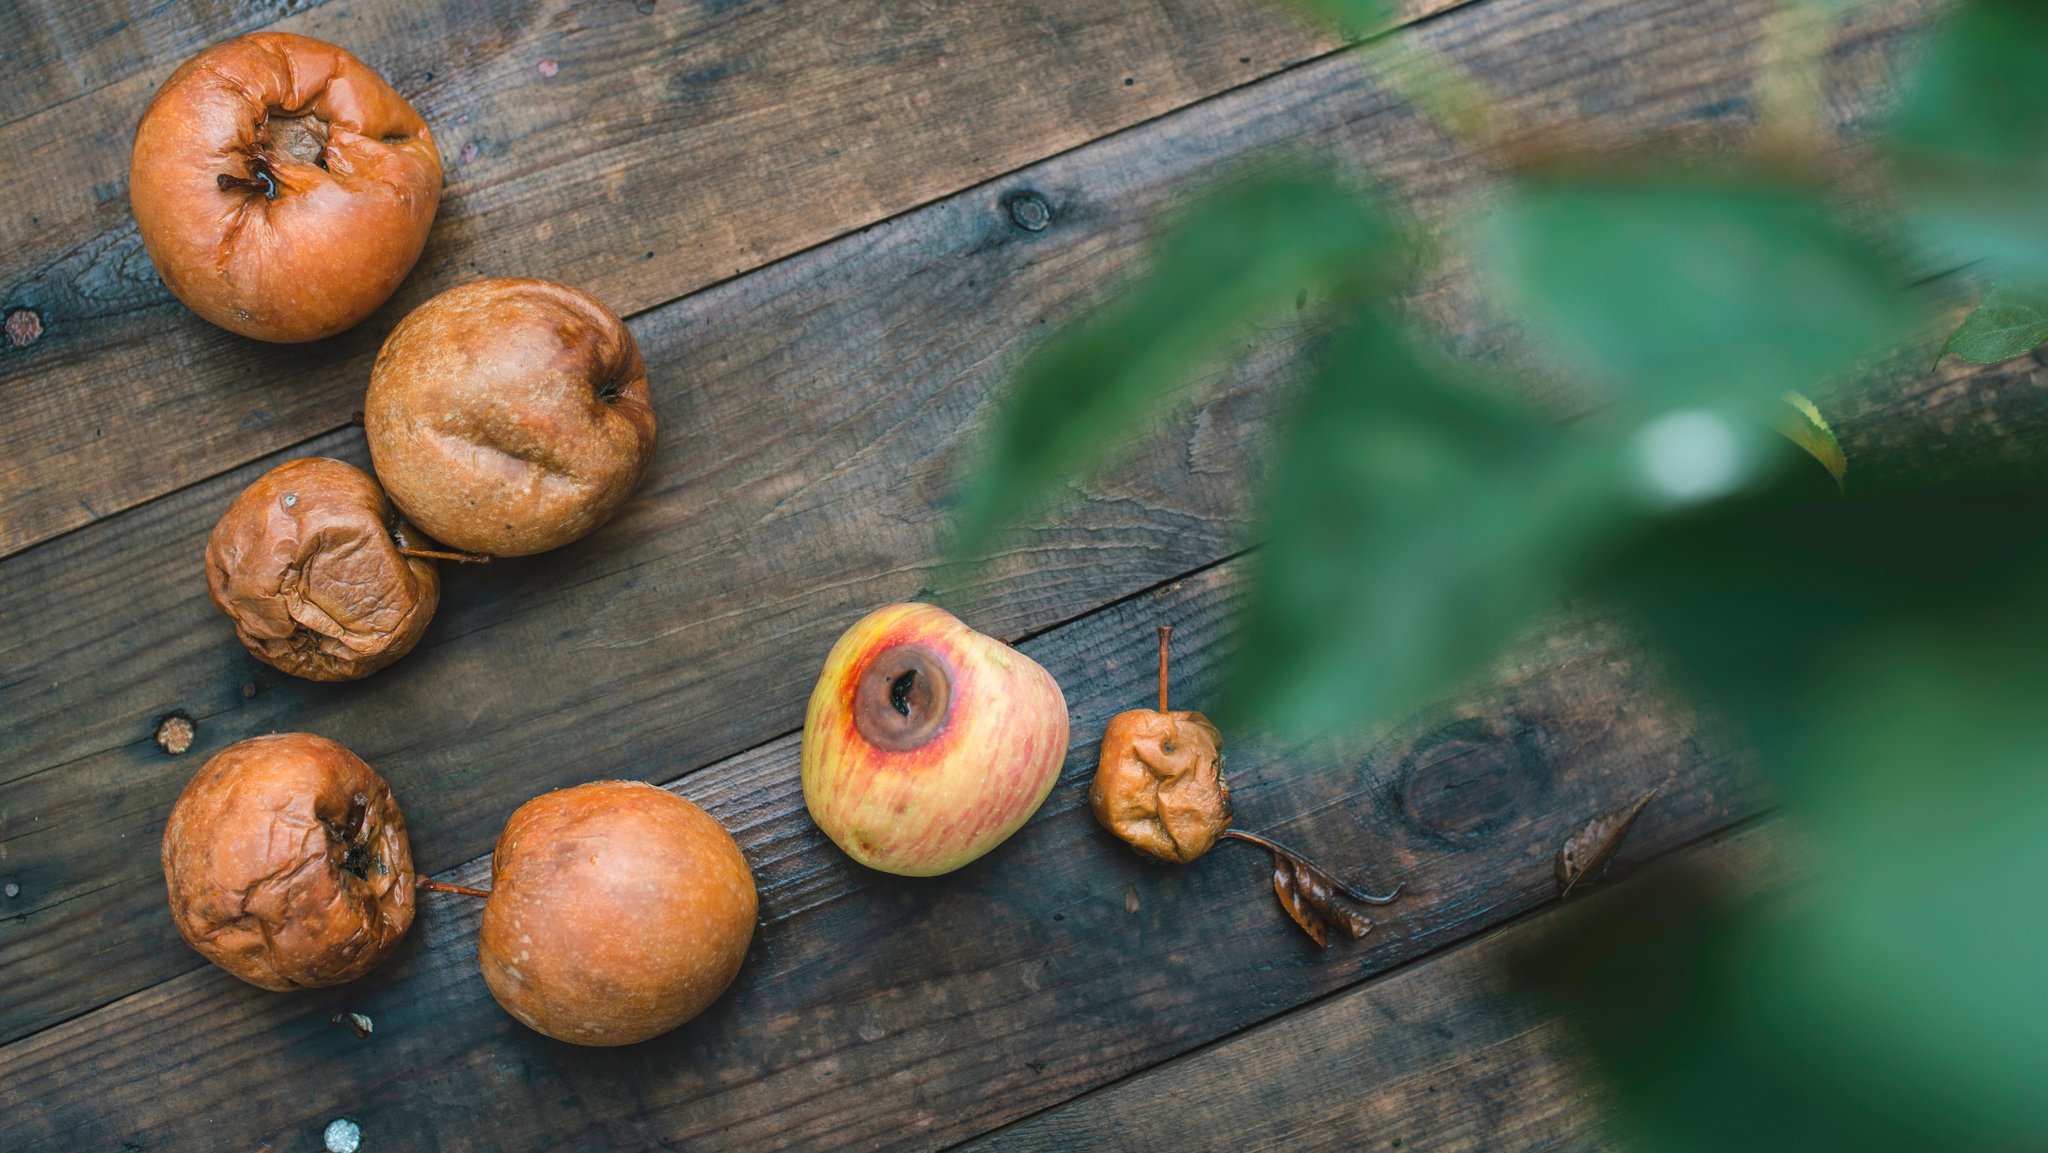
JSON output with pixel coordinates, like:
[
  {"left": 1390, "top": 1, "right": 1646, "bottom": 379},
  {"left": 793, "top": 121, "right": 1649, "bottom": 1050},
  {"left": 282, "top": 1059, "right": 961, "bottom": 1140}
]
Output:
[
  {"left": 1484, "top": 177, "right": 1910, "bottom": 408},
  {"left": 1941, "top": 281, "right": 2048, "bottom": 365},
  {"left": 1225, "top": 310, "right": 1791, "bottom": 734},
  {"left": 1523, "top": 479, "right": 2048, "bottom": 1153},
  {"left": 1282, "top": 0, "right": 1394, "bottom": 41},
  {"left": 1891, "top": 0, "right": 2048, "bottom": 272},
  {"left": 950, "top": 173, "right": 1399, "bottom": 561}
]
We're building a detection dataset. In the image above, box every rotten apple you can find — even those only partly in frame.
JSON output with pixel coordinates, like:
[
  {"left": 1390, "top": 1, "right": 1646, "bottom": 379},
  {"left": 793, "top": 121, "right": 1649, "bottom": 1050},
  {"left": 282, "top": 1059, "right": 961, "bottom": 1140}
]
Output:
[
  {"left": 205, "top": 457, "right": 475, "bottom": 682},
  {"left": 475, "top": 781, "right": 756, "bottom": 1046},
  {"left": 161, "top": 733, "right": 415, "bottom": 990},
  {"left": 130, "top": 33, "right": 442, "bottom": 342},
  {"left": 363, "top": 278, "right": 658, "bottom": 557},
  {"left": 801, "top": 603, "right": 1070, "bottom": 876}
]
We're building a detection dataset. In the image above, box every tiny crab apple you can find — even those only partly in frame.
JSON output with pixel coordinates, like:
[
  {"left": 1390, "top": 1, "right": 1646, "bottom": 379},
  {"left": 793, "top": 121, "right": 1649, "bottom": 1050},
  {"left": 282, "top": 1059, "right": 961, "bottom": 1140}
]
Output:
[
  {"left": 1089, "top": 626, "right": 1402, "bottom": 947},
  {"left": 801, "top": 603, "right": 1071, "bottom": 877}
]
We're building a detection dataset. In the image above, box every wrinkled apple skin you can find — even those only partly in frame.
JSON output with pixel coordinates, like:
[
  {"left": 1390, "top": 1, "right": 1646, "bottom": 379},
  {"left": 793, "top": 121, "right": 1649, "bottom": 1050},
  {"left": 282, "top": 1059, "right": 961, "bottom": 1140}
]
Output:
[{"left": 801, "top": 603, "right": 1069, "bottom": 877}]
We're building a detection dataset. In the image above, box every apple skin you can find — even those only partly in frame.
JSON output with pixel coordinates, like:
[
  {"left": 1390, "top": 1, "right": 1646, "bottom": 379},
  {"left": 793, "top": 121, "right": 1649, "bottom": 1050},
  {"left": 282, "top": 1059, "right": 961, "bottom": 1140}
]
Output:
[
  {"left": 801, "top": 603, "right": 1070, "bottom": 877},
  {"left": 130, "top": 33, "right": 442, "bottom": 342}
]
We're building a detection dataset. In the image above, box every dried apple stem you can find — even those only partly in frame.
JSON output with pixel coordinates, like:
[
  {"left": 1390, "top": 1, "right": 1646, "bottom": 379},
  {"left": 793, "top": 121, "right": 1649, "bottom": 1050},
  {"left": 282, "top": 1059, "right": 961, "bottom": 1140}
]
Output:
[
  {"left": 416, "top": 878, "right": 491, "bottom": 898},
  {"left": 216, "top": 156, "right": 280, "bottom": 200},
  {"left": 1157, "top": 624, "right": 1172, "bottom": 713},
  {"left": 398, "top": 546, "right": 492, "bottom": 564},
  {"left": 1220, "top": 828, "right": 1402, "bottom": 905}
]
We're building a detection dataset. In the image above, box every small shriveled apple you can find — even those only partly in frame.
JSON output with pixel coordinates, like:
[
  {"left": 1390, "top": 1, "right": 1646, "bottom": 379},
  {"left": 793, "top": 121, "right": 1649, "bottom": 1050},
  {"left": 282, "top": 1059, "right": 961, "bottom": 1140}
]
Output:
[
  {"left": 162, "top": 733, "right": 415, "bottom": 990},
  {"left": 1090, "top": 626, "right": 1402, "bottom": 947},
  {"left": 130, "top": 33, "right": 442, "bottom": 341},
  {"left": 802, "top": 603, "right": 1070, "bottom": 876},
  {"left": 475, "top": 781, "right": 756, "bottom": 1046},
  {"left": 364, "top": 278, "right": 657, "bottom": 557},
  {"left": 206, "top": 457, "right": 474, "bottom": 682}
]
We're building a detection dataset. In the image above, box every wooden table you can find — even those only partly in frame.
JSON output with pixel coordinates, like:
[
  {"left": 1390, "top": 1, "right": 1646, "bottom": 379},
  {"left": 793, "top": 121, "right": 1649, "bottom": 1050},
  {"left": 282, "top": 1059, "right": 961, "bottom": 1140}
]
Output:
[{"left": 0, "top": 0, "right": 2003, "bottom": 1148}]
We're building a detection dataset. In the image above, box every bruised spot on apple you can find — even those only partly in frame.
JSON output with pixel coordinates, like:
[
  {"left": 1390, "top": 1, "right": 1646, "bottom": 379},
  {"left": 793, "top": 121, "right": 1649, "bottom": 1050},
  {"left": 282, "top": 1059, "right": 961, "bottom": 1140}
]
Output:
[{"left": 802, "top": 604, "right": 1070, "bottom": 877}]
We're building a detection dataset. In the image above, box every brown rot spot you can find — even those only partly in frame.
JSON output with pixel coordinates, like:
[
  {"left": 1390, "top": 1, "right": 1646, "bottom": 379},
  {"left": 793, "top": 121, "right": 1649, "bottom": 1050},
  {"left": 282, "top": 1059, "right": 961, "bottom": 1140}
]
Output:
[
  {"left": 154, "top": 712, "right": 197, "bottom": 756},
  {"left": 4, "top": 308, "right": 42, "bottom": 349},
  {"left": 853, "top": 643, "right": 952, "bottom": 751}
]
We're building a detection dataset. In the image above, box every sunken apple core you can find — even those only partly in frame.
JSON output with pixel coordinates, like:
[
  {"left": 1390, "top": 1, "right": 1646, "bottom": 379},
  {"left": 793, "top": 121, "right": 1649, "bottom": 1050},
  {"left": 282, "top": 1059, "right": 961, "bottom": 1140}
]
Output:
[{"left": 853, "top": 643, "right": 952, "bottom": 751}]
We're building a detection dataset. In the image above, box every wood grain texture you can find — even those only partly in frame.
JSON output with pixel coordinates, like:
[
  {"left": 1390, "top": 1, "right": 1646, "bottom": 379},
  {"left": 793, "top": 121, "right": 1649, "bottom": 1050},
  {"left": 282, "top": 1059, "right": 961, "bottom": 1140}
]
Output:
[
  {"left": 0, "top": 0, "right": 1433, "bottom": 557},
  {"left": 0, "top": 0, "right": 1942, "bottom": 1050},
  {"left": 0, "top": 0, "right": 338, "bottom": 129},
  {"left": 958, "top": 817, "right": 1802, "bottom": 1153},
  {"left": 0, "top": 558, "right": 1762, "bottom": 1152}
]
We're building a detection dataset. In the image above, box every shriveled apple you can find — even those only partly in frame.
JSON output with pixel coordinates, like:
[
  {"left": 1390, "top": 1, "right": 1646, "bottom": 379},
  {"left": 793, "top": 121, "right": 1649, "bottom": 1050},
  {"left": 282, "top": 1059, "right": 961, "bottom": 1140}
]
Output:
[
  {"left": 206, "top": 457, "right": 469, "bottom": 682},
  {"left": 161, "top": 733, "right": 415, "bottom": 990},
  {"left": 802, "top": 603, "right": 1070, "bottom": 876},
  {"left": 130, "top": 33, "right": 442, "bottom": 342}
]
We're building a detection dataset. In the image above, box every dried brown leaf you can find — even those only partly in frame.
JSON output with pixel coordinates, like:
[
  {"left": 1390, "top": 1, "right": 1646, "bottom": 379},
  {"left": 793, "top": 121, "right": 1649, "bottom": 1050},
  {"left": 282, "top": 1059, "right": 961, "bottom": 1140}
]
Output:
[
  {"left": 1241, "top": 829, "right": 1401, "bottom": 946},
  {"left": 1272, "top": 856, "right": 1329, "bottom": 947},
  {"left": 1556, "top": 790, "right": 1658, "bottom": 897}
]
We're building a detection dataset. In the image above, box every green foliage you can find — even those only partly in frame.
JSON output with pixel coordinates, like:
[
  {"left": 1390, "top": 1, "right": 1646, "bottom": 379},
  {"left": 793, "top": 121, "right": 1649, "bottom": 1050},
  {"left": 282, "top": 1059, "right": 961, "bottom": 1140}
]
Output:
[
  {"left": 955, "top": 0, "right": 2048, "bottom": 1147},
  {"left": 1941, "top": 281, "right": 2048, "bottom": 365},
  {"left": 1485, "top": 177, "right": 1909, "bottom": 409},
  {"left": 1539, "top": 484, "right": 2048, "bottom": 1152},
  {"left": 1230, "top": 312, "right": 1790, "bottom": 733},
  {"left": 1891, "top": 0, "right": 2048, "bottom": 272},
  {"left": 949, "top": 172, "right": 1399, "bottom": 561}
]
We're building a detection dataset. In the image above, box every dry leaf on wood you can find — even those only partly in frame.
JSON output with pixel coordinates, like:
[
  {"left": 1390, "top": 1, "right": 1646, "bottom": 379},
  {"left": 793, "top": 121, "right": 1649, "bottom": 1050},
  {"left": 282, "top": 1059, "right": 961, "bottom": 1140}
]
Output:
[
  {"left": 1225, "top": 829, "right": 1401, "bottom": 948},
  {"left": 1556, "top": 790, "right": 1657, "bottom": 897}
]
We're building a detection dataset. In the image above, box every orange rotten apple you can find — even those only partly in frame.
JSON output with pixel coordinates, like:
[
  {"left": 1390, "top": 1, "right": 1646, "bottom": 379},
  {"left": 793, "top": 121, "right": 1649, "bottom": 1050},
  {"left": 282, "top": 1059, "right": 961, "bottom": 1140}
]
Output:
[
  {"left": 801, "top": 603, "right": 1070, "bottom": 876},
  {"left": 1091, "top": 626, "right": 1402, "bottom": 946}
]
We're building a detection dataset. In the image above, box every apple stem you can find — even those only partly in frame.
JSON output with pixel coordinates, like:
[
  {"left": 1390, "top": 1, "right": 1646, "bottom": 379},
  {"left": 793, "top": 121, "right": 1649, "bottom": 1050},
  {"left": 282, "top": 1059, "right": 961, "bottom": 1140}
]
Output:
[
  {"left": 1157, "top": 624, "right": 1172, "bottom": 713},
  {"left": 416, "top": 878, "right": 491, "bottom": 899},
  {"left": 397, "top": 546, "right": 492, "bottom": 564},
  {"left": 1219, "top": 828, "right": 1403, "bottom": 905},
  {"left": 216, "top": 157, "right": 279, "bottom": 200}
]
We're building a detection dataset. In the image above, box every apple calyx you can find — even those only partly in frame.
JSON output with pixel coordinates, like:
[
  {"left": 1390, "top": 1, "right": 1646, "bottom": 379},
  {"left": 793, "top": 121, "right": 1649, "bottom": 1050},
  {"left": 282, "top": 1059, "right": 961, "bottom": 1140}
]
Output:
[{"left": 853, "top": 642, "right": 953, "bottom": 751}]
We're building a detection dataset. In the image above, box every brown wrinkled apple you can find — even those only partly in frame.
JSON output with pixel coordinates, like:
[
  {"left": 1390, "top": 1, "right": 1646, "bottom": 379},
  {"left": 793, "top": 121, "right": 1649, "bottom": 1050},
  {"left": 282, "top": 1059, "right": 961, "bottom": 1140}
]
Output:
[
  {"left": 130, "top": 33, "right": 442, "bottom": 342},
  {"left": 479, "top": 781, "right": 756, "bottom": 1046},
  {"left": 1091, "top": 627, "right": 1231, "bottom": 863},
  {"left": 206, "top": 457, "right": 441, "bottom": 682},
  {"left": 162, "top": 733, "right": 415, "bottom": 990},
  {"left": 364, "top": 278, "right": 658, "bottom": 557}
]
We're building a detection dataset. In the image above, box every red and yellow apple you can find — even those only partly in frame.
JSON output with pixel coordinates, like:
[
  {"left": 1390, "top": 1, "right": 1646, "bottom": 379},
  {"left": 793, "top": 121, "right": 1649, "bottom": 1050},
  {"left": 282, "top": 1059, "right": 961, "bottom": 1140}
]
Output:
[{"left": 801, "top": 603, "right": 1069, "bottom": 876}]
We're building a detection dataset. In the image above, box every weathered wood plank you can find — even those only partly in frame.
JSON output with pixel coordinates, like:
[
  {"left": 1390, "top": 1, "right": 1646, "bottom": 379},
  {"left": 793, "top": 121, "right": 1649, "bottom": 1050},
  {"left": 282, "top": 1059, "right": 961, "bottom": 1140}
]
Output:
[
  {"left": 0, "top": 0, "right": 1420, "bottom": 557},
  {"left": 0, "top": 0, "right": 339, "bottom": 129},
  {"left": 0, "top": 0, "right": 1942, "bottom": 1048},
  {"left": 0, "top": 557, "right": 1762, "bottom": 1152},
  {"left": 956, "top": 817, "right": 1799, "bottom": 1153}
]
